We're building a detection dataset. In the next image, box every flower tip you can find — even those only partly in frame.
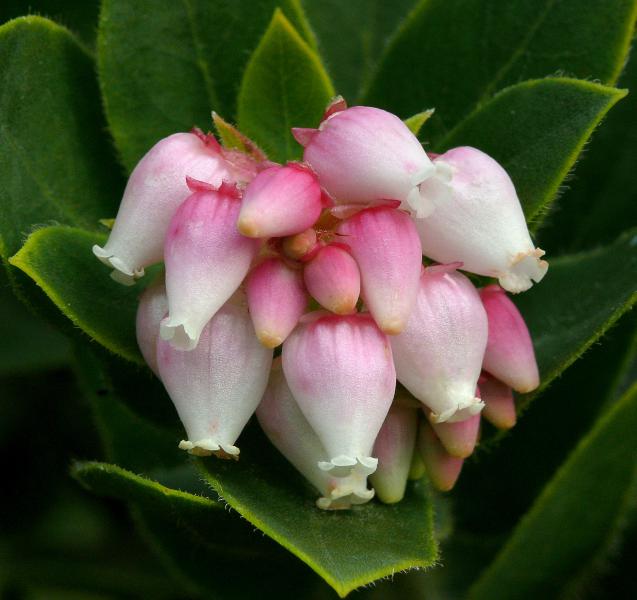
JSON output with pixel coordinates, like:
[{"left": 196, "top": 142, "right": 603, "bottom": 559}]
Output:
[
  {"left": 93, "top": 245, "right": 144, "bottom": 285},
  {"left": 378, "top": 317, "right": 406, "bottom": 335},
  {"left": 160, "top": 318, "right": 199, "bottom": 351},
  {"left": 257, "top": 330, "right": 283, "bottom": 349},
  {"left": 236, "top": 215, "right": 261, "bottom": 238},
  {"left": 178, "top": 439, "right": 240, "bottom": 459},
  {"left": 499, "top": 248, "right": 548, "bottom": 293},
  {"left": 318, "top": 455, "right": 378, "bottom": 477}
]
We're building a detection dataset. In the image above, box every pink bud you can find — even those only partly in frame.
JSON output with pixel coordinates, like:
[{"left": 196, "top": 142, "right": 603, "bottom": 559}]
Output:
[
  {"left": 281, "top": 228, "right": 318, "bottom": 260},
  {"left": 157, "top": 296, "right": 272, "bottom": 457},
  {"left": 429, "top": 411, "right": 481, "bottom": 458},
  {"left": 282, "top": 312, "right": 396, "bottom": 477},
  {"left": 415, "top": 147, "right": 548, "bottom": 293},
  {"left": 479, "top": 284, "right": 539, "bottom": 393},
  {"left": 257, "top": 359, "right": 374, "bottom": 509},
  {"left": 409, "top": 447, "right": 426, "bottom": 481},
  {"left": 391, "top": 264, "right": 487, "bottom": 423},
  {"left": 295, "top": 106, "right": 434, "bottom": 211},
  {"left": 479, "top": 373, "right": 517, "bottom": 430},
  {"left": 160, "top": 180, "right": 260, "bottom": 350},
  {"left": 237, "top": 164, "right": 323, "bottom": 238},
  {"left": 336, "top": 206, "right": 422, "bottom": 334},
  {"left": 93, "top": 132, "right": 231, "bottom": 284},
  {"left": 418, "top": 421, "right": 464, "bottom": 492},
  {"left": 135, "top": 275, "right": 168, "bottom": 377},
  {"left": 369, "top": 402, "right": 418, "bottom": 504},
  {"left": 245, "top": 258, "right": 307, "bottom": 348},
  {"left": 303, "top": 244, "right": 360, "bottom": 315}
]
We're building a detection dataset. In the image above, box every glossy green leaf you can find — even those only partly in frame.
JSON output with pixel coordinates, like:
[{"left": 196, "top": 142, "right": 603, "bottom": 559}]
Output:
[
  {"left": 404, "top": 109, "right": 435, "bottom": 136},
  {"left": 435, "top": 78, "right": 625, "bottom": 226},
  {"left": 200, "top": 425, "right": 437, "bottom": 597},
  {"left": 10, "top": 226, "right": 143, "bottom": 363},
  {"left": 237, "top": 9, "right": 335, "bottom": 162},
  {"left": 302, "top": 0, "right": 417, "bottom": 101},
  {"left": 0, "top": 16, "right": 123, "bottom": 260},
  {"left": 98, "top": 0, "right": 315, "bottom": 171},
  {"left": 364, "top": 0, "right": 637, "bottom": 143},
  {"left": 469, "top": 382, "right": 637, "bottom": 600}
]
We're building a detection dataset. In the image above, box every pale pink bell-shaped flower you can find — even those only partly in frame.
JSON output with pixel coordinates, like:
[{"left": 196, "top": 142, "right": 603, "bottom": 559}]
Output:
[
  {"left": 282, "top": 312, "right": 396, "bottom": 477},
  {"left": 480, "top": 373, "right": 517, "bottom": 430},
  {"left": 93, "top": 132, "right": 231, "bottom": 285},
  {"left": 303, "top": 244, "right": 360, "bottom": 315},
  {"left": 429, "top": 410, "right": 481, "bottom": 458},
  {"left": 294, "top": 106, "right": 434, "bottom": 214},
  {"left": 337, "top": 206, "right": 422, "bottom": 334},
  {"left": 257, "top": 359, "right": 374, "bottom": 509},
  {"left": 369, "top": 401, "right": 419, "bottom": 504},
  {"left": 160, "top": 179, "right": 260, "bottom": 350},
  {"left": 415, "top": 147, "right": 548, "bottom": 293},
  {"left": 418, "top": 421, "right": 464, "bottom": 492},
  {"left": 480, "top": 284, "right": 540, "bottom": 392},
  {"left": 157, "top": 295, "right": 272, "bottom": 457},
  {"left": 391, "top": 264, "right": 487, "bottom": 423},
  {"left": 237, "top": 164, "right": 323, "bottom": 238},
  {"left": 245, "top": 258, "right": 307, "bottom": 348},
  {"left": 135, "top": 275, "right": 168, "bottom": 377}
]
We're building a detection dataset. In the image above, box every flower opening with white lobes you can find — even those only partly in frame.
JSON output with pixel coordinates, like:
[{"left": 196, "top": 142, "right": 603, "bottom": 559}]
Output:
[{"left": 94, "top": 97, "right": 545, "bottom": 508}]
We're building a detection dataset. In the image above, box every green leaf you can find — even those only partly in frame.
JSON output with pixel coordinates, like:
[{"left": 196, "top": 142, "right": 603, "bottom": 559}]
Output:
[
  {"left": 469, "top": 382, "right": 637, "bottom": 600},
  {"left": 98, "top": 0, "right": 316, "bottom": 171},
  {"left": 363, "top": 0, "right": 637, "bottom": 143},
  {"left": 9, "top": 226, "right": 143, "bottom": 364},
  {"left": 0, "top": 16, "right": 123, "bottom": 259},
  {"left": 237, "top": 9, "right": 335, "bottom": 162},
  {"left": 200, "top": 425, "right": 438, "bottom": 597},
  {"left": 302, "top": 0, "right": 417, "bottom": 101},
  {"left": 404, "top": 109, "right": 435, "bottom": 136},
  {"left": 434, "top": 78, "right": 625, "bottom": 227}
]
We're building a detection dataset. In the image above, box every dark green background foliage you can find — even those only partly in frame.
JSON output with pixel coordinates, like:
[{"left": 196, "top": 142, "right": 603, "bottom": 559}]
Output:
[{"left": 0, "top": 0, "right": 636, "bottom": 598}]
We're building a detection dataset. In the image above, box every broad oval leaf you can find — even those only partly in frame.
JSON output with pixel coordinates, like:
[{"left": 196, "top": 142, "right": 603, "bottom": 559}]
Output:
[
  {"left": 435, "top": 78, "right": 626, "bottom": 227},
  {"left": 363, "top": 0, "right": 637, "bottom": 143},
  {"left": 237, "top": 9, "right": 335, "bottom": 162},
  {"left": 469, "top": 382, "right": 637, "bottom": 600},
  {"left": 98, "top": 0, "right": 315, "bottom": 171},
  {"left": 0, "top": 16, "right": 123, "bottom": 259}
]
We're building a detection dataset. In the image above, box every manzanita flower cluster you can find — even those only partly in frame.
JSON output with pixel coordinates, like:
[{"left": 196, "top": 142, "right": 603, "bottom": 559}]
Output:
[{"left": 94, "top": 97, "right": 546, "bottom": 509}]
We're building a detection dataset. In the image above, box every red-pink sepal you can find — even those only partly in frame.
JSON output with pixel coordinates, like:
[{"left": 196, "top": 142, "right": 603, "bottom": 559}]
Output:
[
  {"left": 303, "top": 244, "right": 360, "bottom": 315},
  {"left": 292, "top": 127, "right": 319, "bottom": 148},
  {"left": 282, "top": 312, "right": 396, "bottom": 477},
  {"left": 428, "top": 409, "right": 481, "bottom": 458},
  {"left": 479, "top": 372, "right": 517, "bottom": 430},
  {"left": 480, "top": 284, "right": 539, "bottom": 393},
  {"left": 160, "top": 184, "right": 260, "bottom": 350},
  {"left": 245, "top": 258, "right": 307, "bottom": 348},
  {"left": 135, "top": 275, "right": 168, "bottom": 377},
  {"left": 337, "top": 206, "right": 422, "bottom": 334},
  {"left": 418, "top": 421, "right": 464, "bottom": 492},
  {"left": 369, "top": 400, "right": 419, "bottom": 504},
  {"left": 321, "top": 95, "right": 348, "bottom": 122},
  {"left": 237, "top": 164, "right": 322, "bottom": 238}
]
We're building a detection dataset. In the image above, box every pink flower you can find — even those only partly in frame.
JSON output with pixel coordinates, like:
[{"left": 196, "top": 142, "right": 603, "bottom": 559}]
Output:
[
  {"left": 160, "top": 179, "right": 260, "bottom": 350},
  {"left": 479, "top": 373, "right": 517, "bottom": 430},
  {"left": 135, "top": 275, "right": 168, "bottom": 377},
  {"left": 282, "top": 312, "right": 396, "bottom": 477},
  {"left": 415, "top": 146, "right": 548, "bottom": 293},
  {"left": 93, "top": 132, "right": 231, "bottom": 284},
  {"left": 418, "top": 421, "right": 464, "bottom": 492},
  {"left": 429, "top": 410, "right": 481, "bottom": 458}
]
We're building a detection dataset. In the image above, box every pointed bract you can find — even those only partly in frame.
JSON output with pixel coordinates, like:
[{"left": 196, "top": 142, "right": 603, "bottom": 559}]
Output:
[
  {"left": 391, "top": 265, "right": 487, "bottom": 422},
  {"left": 160, "top": 185, "right": 260, "bottom": 350},
  {"left": 480, "top": 284, "right": 540, "bottom": 392},
  {"left": 418, "top": 422, "right": 464, "bottom": 492},
  {"left": 245, "top": 258, "right": 307, "bottom": 348},
  {"left": 480, "top": 373, "right": 517, "bottom": 429},
  {"left": 93, "top": 132, "right": 231, "bottom": 284},
  {"left": 135, "top": 275, "right": 168, "bottom": 377},
  {"left": 157, "top": 297, "right": 272, "bottom": 457},
  {"left": 337, "top": 206, "right": 422, "bottom": 334},
  {"left": 416, "top": 147, "right": 548, "bottom": 292},
  {"left": 282, "top": 312, "right": 396, "bottom": 477}
]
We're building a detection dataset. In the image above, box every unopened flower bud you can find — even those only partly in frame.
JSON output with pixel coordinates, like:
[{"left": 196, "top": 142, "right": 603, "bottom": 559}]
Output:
[
  {"left": 237, "top": 164, "right": 323, "bottom": 238},
  {"left": 160, "top": 179, "right": 260, "bottom": 350},
  {"left": 245, "top": 258, "right": 307, "bottom": 348},
  {"left": 479, "top": 373, "right": 517, "bottom": 429},
  {"left": 135, "top": 275, "right": 168, "bottom": 377},
  {"left": 93, "top": 132, "right": 231, "bottom": 284},
  {"left": 282, "top": 312, "right": 396, "bottom": 477},
  {"left": 281, "top": 228, "right": 318, "bottom": 260},
  {"left": 337, "top": 206, "right": 422, "bottom": 334},
  {"left": 369, "top": 402, "right": 418, "bottom": 504},
  {"left": 391, "top": 264, "right": 487, "bottom": 422},
  {"left": 480, "top": 284, "right": 539, "bottom": 392},
  {"left": 157, "top": 296, "right": 272, "bottom": 457},
  {"left": 416, "top": 147, "right": 548, "bottom": 293},
  {"left": 429, "top": 410, "right": 481, "bottom": 458},
  {"left": 303, "top": 244, "right": 360, "bottom": 315},
  {"left": 409, "top": 446, "right": 426, "bottom": 481},
  {"left": 418, "top": 421, "right": 464, "bottom": 492},
  {"left": 295, "top": 106, "right": 434, "bottom": 212}
]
